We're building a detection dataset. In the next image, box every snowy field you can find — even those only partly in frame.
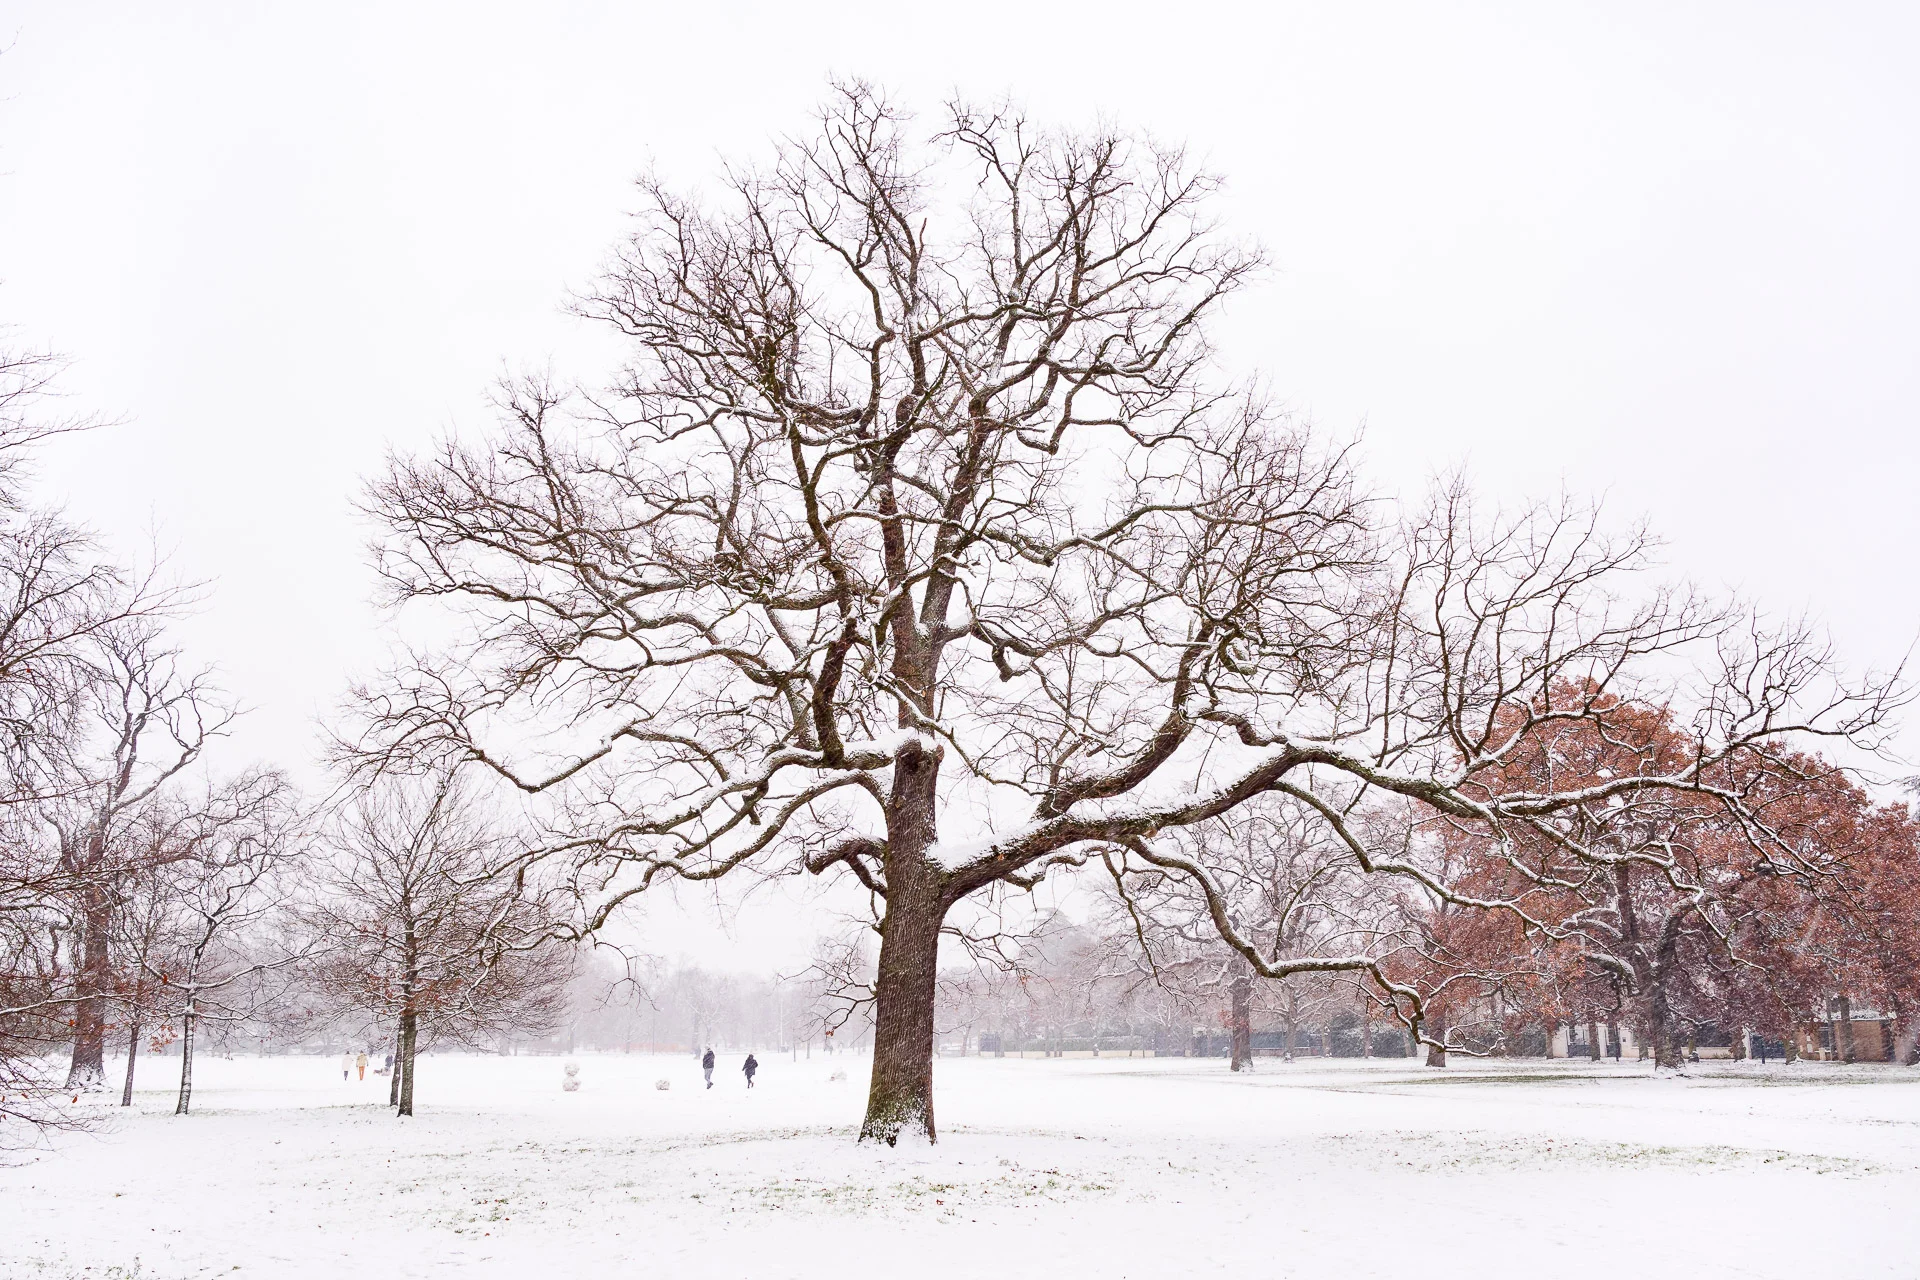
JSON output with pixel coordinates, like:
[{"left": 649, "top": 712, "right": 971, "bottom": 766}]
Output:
[{"left": 5, "top": 1053, "right": 1919, "bottom": 1279}]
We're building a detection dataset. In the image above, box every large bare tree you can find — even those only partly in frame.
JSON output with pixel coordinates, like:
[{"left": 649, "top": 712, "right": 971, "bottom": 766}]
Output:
[{"left": 355, "top": 84, "right": 1897, "bottom": 1143}]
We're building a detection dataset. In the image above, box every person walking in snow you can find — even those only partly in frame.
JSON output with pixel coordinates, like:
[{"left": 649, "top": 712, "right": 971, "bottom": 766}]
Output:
[
  {"left": 702, "top": 1046, "right": 715, "bottom": 1089},
  {"left": 339, "top": 1052, "right": 352, "bottom": 1082},
  {"left": 356, "top": 1051, "right": 368, "bottom": 1081},
  {"left": 742, "top": 1053, "right": 758, "bottom": 1088}
]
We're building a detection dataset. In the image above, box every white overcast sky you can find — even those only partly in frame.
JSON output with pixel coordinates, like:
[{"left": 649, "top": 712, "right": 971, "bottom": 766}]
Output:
[{"left": 2, "top": 2, "right": 1915, "bottom": 964}]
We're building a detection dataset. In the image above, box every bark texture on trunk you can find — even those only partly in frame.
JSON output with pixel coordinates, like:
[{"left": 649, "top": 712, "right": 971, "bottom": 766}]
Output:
[
  {"left": 389, "top": 1020, "right": 403, "bottom": 1107},
  {"left": 861, "top": 897, "right": 941, "bottom": 1144},
  {"left": 1649, "top": 987, "right": 1683, "bottom": 1069},
  {"left": 1425, "top": 1008, "right": 1448, "bottom": 1068},
  {"left": 1586, "top": 1016, "right": 1603, "bottom": 1062},
  {"left": 397, "top": 1009, "right": 419, "bottom": 1117},
  {"left": 1228, "top": 967, "right": 1253, "bottom": 1072},
  {"left": 860, "top": 741, "right": 944, "bottom": 1146},
  {"left": 65, "top": 894, "right": 112, "bottom": 1091},
  {"left": 396, "top": 925, "right": 420, "bottom": 1117}
]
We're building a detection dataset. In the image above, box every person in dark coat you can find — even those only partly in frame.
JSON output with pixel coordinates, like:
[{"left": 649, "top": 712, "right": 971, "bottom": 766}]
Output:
[
  {"left": 742, "top": 1053, "right": 758, "bottom": 1088},
  {"left": 702, "top": 1047, "right": 715, "bottom": 1089}
]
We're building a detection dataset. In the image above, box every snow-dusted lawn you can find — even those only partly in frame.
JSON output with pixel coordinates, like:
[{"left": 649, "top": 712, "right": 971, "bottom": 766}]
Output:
[{"left": 5, "top": 1053, "right": 1918, "bottom": 1278}]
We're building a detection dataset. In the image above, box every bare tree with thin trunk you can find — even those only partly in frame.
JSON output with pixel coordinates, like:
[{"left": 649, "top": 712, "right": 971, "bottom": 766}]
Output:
[
  {"left": 107, "top": 824, "right": 183, "bottom": 1108},
  {"left": 144, "top": 772, "right": 306, "bottom": 1115},
  {"left": 306, "top": 770, "right": 571, "bottom": 1117},
  {"left": 351, "top": 83, "right": 1900, "bottom": 1144},
  {"left": 1109, "top": 793, "right": 1409, "bottom": 1068}
]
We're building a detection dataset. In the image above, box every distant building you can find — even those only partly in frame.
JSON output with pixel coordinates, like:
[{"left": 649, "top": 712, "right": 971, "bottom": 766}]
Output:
[{"left": 1791, "top": 1003, "right": 1898, "bottom": 1063}]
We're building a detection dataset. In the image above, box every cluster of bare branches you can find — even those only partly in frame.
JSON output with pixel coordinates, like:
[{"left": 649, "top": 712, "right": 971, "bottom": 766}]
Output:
[
  {"left": 1097, "top": 791, "right": 1414, "bottom": 1068},
  {"left": 347, "top": 82, "right": 1903, "bottom": 1143},
  {"left": 301, "top": 770, "right": 574, "bottom": 1115},
  {"left": 932, "top": 908, "right": 1398, "bottom": 1061}
]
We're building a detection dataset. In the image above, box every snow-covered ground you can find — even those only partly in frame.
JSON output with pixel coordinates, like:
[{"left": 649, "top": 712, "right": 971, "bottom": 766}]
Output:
[{"left": 5, "top": 1052, "right": 1918, "bottom": 1278}]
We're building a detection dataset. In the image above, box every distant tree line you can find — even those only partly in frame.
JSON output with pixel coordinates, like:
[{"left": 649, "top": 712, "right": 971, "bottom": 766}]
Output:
[
  {"left": 0, "top": 342, "right": 577, "bottom": 1135},
  {"left": 926, "top": 706, "right": 1920, "bottom": 1072}
]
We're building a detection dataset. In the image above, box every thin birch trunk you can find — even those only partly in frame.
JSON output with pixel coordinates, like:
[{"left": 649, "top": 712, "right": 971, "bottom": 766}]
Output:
[
  {"left": 175, "top": 1002, "right": 198, "bottom": 1115},
  {"left": 120, "top": 1018, "right": 141, "bottom": 1107}
]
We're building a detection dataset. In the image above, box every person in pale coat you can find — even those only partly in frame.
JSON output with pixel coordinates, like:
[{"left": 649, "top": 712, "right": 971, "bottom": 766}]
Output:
[
  {"left": 339, "top": 1053, "right": 352, "bottom": 1082},
  {"left": 356, "top": 1051, "right": 368, "bottom": 1081}
]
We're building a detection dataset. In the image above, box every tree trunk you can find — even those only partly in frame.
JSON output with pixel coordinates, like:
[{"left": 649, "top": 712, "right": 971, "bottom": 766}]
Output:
[
  {"left": 64, "top": 892, "right": 112, "bottom": 1091},
  {"left": 389, "top": 1017, "right": 403, "bottom": 1107},
  {"left": 1605, "top": 1017, "right": 1621, "bottom": 1059},
  {"left": 860, "top": 890, "right": 943, "bottom": 1145},
  {"left": 120, "top": 1018, "right": 141, "bottom": 1107},
  {"left": 397, "top": 927, "right": 420, "bottom": 1116},
  {"left": 1228, "top": 965, "right": 1253, "bottom": 1072},
  {"left": 1586, "top": 1015, "right": 1602, "bottom": 1062},
  {"left": 1837, "top": 995, "right": 1856, "bottom": 1064},
  {"left": 1425, "top": 1007, "right": 1448, "bottom": 1068},
  {"left": 175, "top": 1005, "right": 198, "bottom": 1115},
  {"left": 1649, "top": 986, "right": 1683, "bottom": 1069},
  {"left": 397, "top": 1008, "right": 419, "bottom": 1117},
  {"left": 860, "top": 740, "right": 944, "bottom": 1146}
]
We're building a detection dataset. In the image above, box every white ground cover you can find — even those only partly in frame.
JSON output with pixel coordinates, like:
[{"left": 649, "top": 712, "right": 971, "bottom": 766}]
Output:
[{"left": 4, "top": 1052, "right": 1917, "bottom": 1278}]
